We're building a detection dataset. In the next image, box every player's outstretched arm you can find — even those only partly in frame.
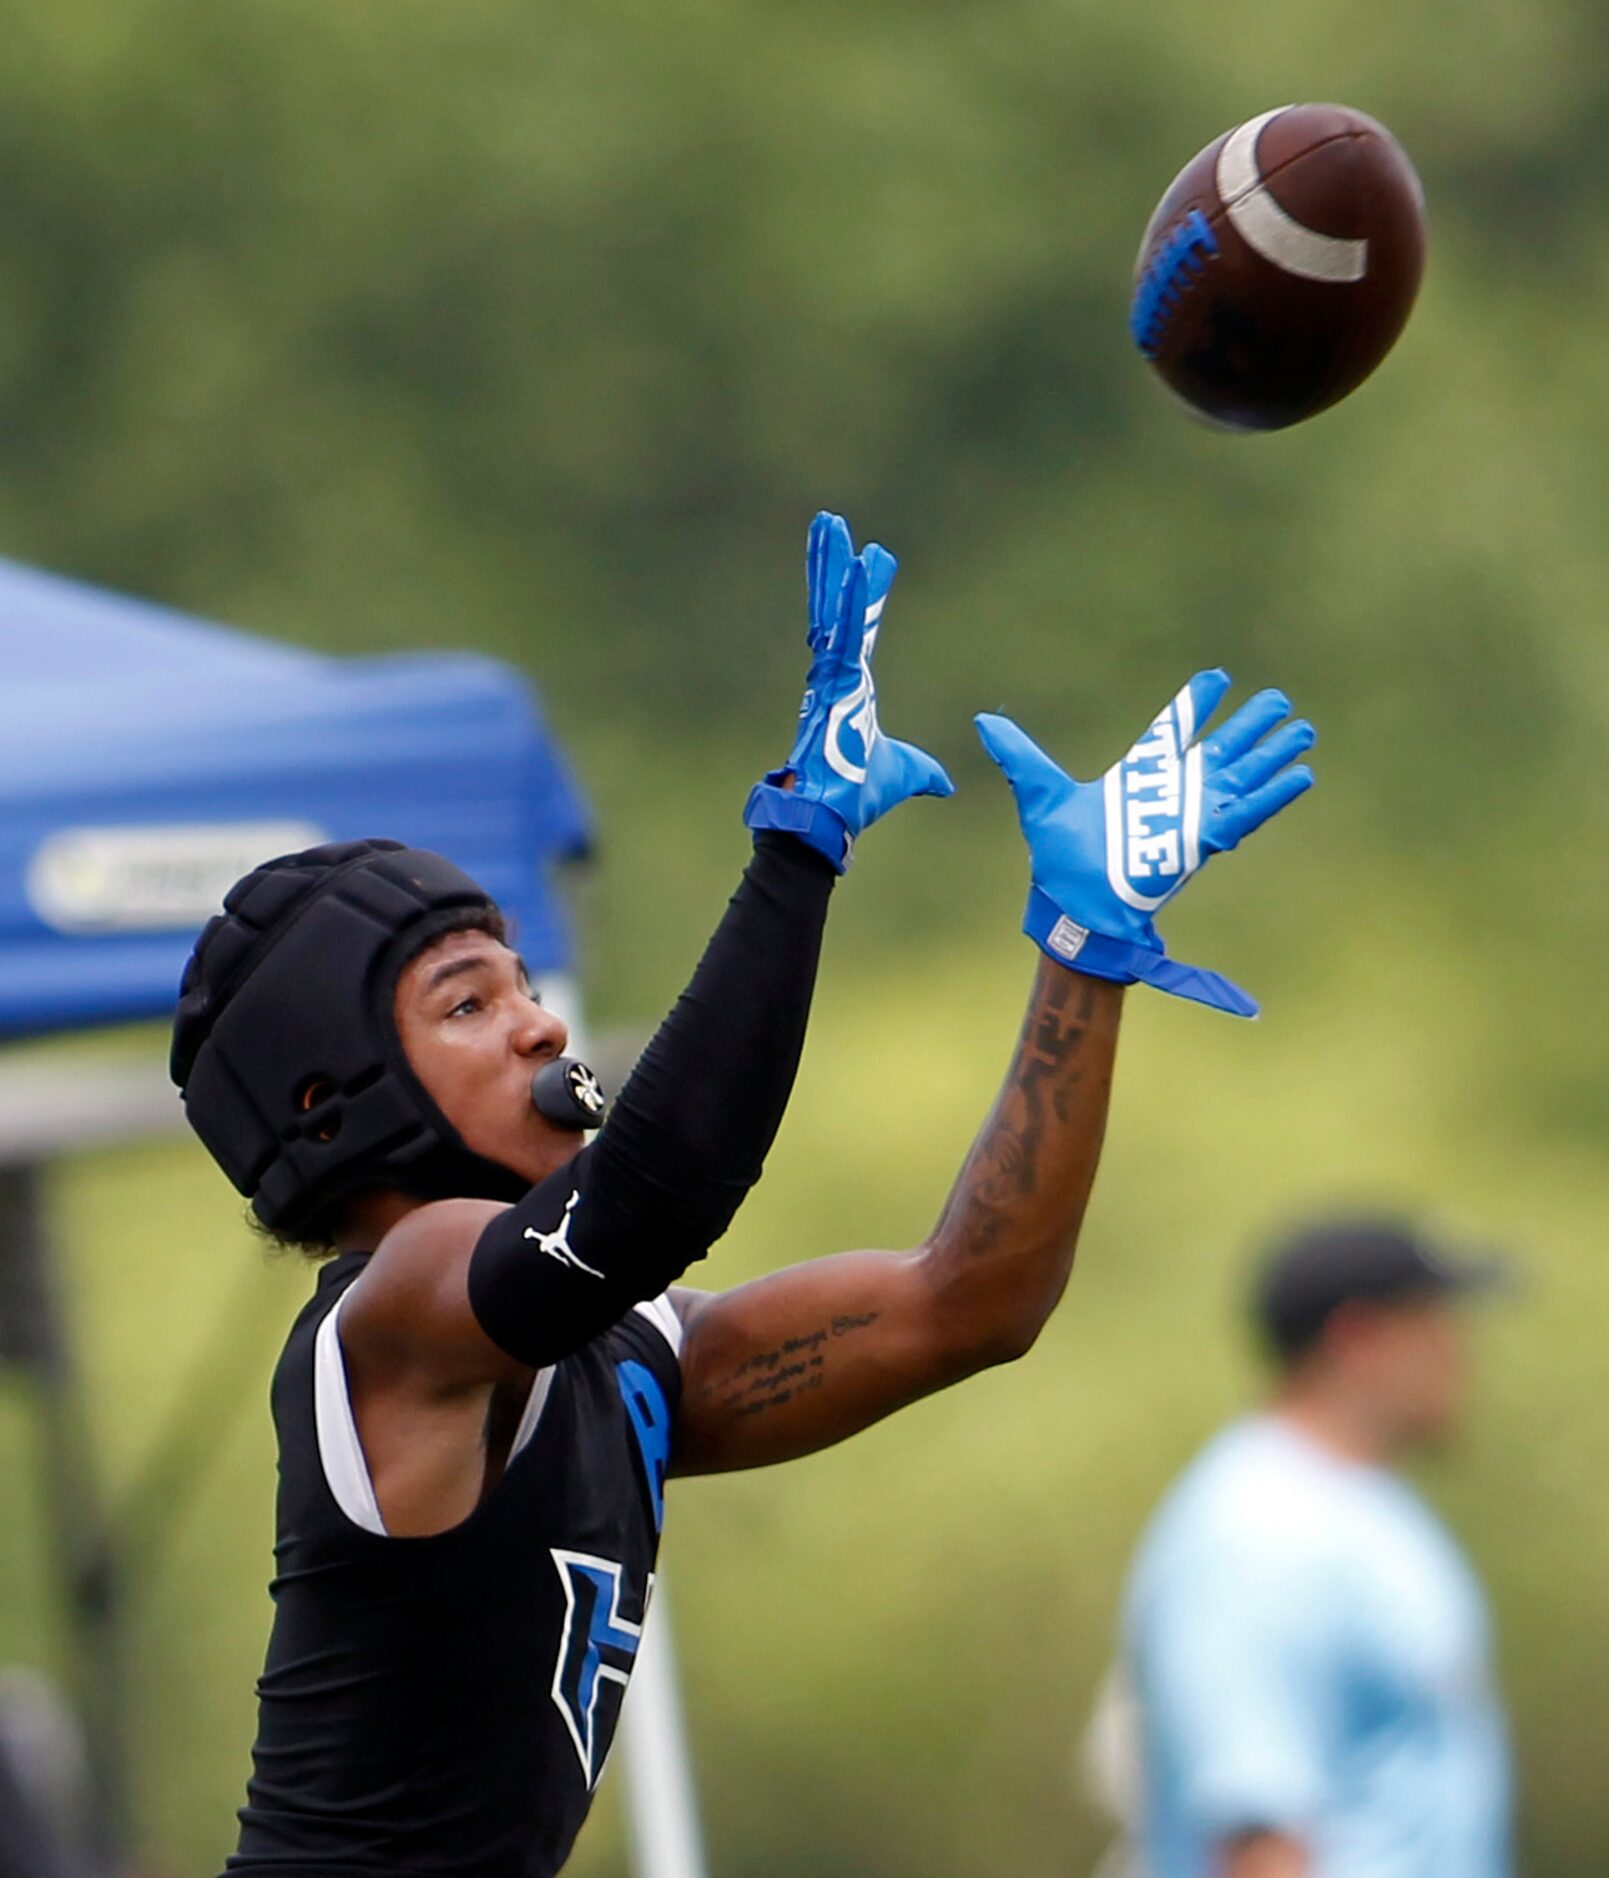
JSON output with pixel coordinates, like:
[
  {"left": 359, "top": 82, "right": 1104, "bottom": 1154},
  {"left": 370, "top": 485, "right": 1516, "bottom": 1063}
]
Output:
[
  {"left": 672, "top": 675, "right": 1313, "bottom": 1475},
  {"left": 343, "top": 514, "right": 952, "bottom": 1393},
  {"left": 671, "top": 959, "right": 1120, "bottom": 1474}
]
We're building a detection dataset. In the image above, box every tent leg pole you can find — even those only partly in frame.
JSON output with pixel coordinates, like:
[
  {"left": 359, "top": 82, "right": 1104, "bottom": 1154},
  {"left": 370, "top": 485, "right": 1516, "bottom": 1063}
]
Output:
[
  {"left": 618, "top": 1578, "right": 708, "bottom": 1878},
  {"left": 0, "top": 1163, "right": 130, "bottom": 1875}
]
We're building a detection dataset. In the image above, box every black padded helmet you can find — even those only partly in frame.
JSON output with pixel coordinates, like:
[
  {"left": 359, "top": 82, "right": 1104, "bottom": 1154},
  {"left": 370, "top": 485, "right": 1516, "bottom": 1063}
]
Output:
[{"left": 170, "top": 839, "right": 529, "bottom": 1237}]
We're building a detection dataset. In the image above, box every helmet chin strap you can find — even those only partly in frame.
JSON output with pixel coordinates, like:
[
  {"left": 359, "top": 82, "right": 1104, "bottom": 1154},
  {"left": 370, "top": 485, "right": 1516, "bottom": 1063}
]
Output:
[
  {"left": 375, "top": 1059, "right": 608, "bottom": 1222},
  {"left": 363, "top": 1058, "right": 606, "bottom": 1225},
  {"left": 383, "top": 1058, "right": 609, "bottom": 1211}
]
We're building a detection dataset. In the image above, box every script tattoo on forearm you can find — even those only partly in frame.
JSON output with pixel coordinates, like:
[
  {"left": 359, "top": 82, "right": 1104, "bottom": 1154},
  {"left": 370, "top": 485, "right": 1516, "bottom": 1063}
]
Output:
[
  {"left": 697, "top": 1310, "right": 882, "bottom": 1420},
  {"left": 943, "top": 968, "right": 1101, "bottom": 1259}
]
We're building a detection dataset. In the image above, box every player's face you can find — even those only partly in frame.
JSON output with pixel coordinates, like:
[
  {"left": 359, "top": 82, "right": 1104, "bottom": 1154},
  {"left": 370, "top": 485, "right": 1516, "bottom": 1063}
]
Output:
[
  {"left": 394, "top": 929, "right": 574, "bottom": 1184},
  {"left": 1364, "top": 1298, "right": 1470, "bottom": 1450}
]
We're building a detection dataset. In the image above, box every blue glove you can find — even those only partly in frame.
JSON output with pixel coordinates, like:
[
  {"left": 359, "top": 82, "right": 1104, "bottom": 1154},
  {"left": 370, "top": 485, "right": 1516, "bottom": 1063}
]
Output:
[
  {"left": 744, "top": 511, "right": 954, "bottom": 871},
  {"left": 976, "top": 671, "right": 1314, "bottom": 1017}
]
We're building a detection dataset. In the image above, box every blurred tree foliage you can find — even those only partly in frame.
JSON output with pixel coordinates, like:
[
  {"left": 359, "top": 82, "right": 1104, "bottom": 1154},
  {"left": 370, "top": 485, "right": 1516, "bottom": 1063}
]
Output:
[{"left": 1, "top": 0, "right": 1608, "bottom": 1871}]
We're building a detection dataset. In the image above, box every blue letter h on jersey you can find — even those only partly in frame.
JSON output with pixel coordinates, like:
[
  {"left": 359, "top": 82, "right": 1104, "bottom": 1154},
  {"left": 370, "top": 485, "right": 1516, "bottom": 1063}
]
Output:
[{"left": 550, "top": 1550, "right": 648, "bottom": 1788}]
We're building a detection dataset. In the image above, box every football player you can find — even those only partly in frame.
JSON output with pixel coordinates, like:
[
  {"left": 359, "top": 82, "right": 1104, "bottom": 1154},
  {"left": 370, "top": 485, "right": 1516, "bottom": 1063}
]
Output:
[{"left": 172, "top": 513, "right": 1313, "bottom": 1876}]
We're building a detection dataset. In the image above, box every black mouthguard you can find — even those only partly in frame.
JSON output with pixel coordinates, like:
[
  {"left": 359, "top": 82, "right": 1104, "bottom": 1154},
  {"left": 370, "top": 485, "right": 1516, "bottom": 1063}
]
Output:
[{"left": 530, "top": 1057, "right": 608, "bottom": 1132}]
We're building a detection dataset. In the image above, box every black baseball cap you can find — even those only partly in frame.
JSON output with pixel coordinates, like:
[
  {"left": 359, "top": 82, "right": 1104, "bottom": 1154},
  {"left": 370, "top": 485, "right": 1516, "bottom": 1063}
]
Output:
[{"left": 1253, "top": 1214, "right": 1512, "bottom": 1361}]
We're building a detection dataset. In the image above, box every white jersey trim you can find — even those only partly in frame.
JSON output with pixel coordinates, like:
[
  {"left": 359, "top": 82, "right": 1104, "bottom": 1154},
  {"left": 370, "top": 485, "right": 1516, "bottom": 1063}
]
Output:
[
  {"left": 632, "top": 1292, "right": 683, "bottom": 1359},
  {"left": 314, "top": 1296, "right": 388, "bottom": 1536},
  {"left": 509, "top": 1363, "right": 558, "bottom": 1459},
  {"left": 313, "top": 1292, "right": 557, "bottom": 1535}
]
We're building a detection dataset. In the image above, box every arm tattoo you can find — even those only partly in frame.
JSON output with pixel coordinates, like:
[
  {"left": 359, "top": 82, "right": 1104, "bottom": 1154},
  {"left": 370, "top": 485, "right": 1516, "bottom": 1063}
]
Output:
[
  {"left": 942, "top": 968, "right": 1101, "bottom": 1258},
  {"left": 696, "top": 1310, "right": 883, "bottom": 1420}
]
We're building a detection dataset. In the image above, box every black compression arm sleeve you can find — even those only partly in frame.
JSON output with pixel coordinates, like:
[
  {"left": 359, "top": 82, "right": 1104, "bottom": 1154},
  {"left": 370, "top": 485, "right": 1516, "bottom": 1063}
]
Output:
[
  {"left": 468, "top": 833, "right": 835, "bottom": 1367},
  {"left": 591, "top": 831, "right": 837, "bottom": 1244}
]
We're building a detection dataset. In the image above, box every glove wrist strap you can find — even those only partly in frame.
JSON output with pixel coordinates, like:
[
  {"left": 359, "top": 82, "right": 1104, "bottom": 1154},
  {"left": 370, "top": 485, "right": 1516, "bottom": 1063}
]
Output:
[
  {"left": 1023, "top": 887, "right": 1258, "bottom": 1019},
  {"left": 1022, "top": 887, "right": 1153, "bottom": 980},
  {"left": 743, "top": 779, "right": 852, "bottom": 873}
]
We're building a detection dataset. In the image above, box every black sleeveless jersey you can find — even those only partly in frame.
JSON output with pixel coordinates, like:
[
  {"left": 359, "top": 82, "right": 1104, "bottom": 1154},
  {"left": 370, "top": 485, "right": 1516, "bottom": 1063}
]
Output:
[{"left": 224, "top": 1253, "right": 682, "bottom": 1878}]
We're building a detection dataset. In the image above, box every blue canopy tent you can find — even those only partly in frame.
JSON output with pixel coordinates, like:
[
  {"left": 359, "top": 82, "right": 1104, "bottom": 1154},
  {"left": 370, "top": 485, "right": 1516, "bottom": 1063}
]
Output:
[{"left": 0, "top": 553, "right": 592, "bottom": 1039}]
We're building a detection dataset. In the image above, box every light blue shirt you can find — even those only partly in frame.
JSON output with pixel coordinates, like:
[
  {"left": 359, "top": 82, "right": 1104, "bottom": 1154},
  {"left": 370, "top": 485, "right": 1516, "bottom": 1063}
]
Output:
[{"left": 1124, "top": 1416, "right": 1511, "bottom": 1878}]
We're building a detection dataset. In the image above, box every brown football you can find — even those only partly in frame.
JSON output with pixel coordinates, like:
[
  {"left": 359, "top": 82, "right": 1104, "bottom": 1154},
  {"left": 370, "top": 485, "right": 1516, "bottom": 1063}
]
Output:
[{"left": 1130, "top": 104, "right": 1426, "bottom": 431}]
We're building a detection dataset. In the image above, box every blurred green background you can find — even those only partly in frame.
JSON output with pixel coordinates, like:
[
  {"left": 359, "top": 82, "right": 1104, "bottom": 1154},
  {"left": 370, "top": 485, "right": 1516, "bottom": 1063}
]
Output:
[{"left": 2, "top": 0, "right": 1608, "bottom": 1871}]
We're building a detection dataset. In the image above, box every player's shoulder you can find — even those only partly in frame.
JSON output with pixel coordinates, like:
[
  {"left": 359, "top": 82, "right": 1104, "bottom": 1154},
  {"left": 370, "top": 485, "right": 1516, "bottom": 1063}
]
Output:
[
  {"left": 370, "top": 1196, "right": 509, "bottom": 1269},
  {"left": 343, "top": 1197, "right": 507, "bottom": 1321}
]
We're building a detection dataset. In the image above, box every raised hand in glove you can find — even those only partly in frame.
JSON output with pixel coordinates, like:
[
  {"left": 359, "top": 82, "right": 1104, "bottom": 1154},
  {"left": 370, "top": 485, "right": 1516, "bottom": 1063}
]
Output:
[
  {"left": 976, "top": 670, "right": 1314, "bottom": 1018},
  {"left": 744, "top": 511, "right": 953, "bottom": 872}
]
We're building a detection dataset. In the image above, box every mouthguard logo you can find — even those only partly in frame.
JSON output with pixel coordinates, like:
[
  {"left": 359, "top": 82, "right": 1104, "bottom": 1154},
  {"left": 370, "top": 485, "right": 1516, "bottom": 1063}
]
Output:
[
  {"left": 1102, "top": 683, "right": 1203, "bottom": 913},
  {"left": 565, "top": 1062, "right": 606, "bottom": 1117}
]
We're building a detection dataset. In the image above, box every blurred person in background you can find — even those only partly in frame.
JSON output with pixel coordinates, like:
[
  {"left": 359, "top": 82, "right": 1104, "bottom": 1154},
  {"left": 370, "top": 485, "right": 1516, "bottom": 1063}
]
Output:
[
  {"left": 1115, "top": 1214, "right": 1513, "bottom": 1878},
  {"left": 171, "top": 513, "right": 1313, "bottom": 1876}
]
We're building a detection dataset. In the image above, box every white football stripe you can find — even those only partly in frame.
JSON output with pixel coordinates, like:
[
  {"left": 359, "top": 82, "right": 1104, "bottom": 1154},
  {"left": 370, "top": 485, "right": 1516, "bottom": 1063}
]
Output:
[{"left": 1216, "top": 107, "right": 1369, "bottom": 285}]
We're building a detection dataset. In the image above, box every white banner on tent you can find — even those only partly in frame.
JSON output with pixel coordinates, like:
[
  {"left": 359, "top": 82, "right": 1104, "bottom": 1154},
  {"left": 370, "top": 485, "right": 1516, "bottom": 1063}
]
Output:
[{"left": 27, "top": 822, "right": 326, "bottom": 933}]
